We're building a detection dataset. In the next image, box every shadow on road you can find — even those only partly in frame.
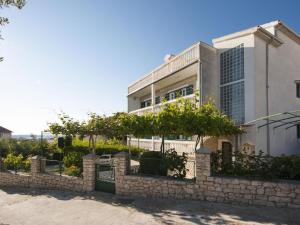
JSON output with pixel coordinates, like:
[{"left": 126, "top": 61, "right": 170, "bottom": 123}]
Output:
[{"left": 1, "top": 187, "right": 299, "bottom": 225}]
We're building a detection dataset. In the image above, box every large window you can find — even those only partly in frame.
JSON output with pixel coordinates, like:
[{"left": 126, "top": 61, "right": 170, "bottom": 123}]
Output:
[
  {"left": 164, "top": 85, "right": 193, "bottom": 101},
  {"left": 220, "top": 44, "right": 245, "bottom": 124},
  {"left": 140, "top": 99, "right": 151, "bottom": 108}
]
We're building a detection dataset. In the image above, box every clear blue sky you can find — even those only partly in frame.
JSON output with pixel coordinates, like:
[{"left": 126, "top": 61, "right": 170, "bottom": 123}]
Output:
[{"left": 1, "top": 0, "right": 300, "bottom": 134}]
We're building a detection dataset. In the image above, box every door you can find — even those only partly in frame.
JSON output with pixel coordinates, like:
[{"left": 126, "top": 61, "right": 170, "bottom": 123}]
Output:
[
  {"left": 222, "top": 142, "right": 232, "bottom": 166},
  {"left": 95, "top": 164, "right": 116, "bottom": 194}
]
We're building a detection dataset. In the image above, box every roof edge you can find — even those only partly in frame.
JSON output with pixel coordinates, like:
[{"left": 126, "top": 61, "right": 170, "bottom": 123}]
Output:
[
  {"left": 276, "top": 21, "right": 300, "bottom": 45},
  {"left": 213, "top": 24, "right": 283, "bottom": 47}
]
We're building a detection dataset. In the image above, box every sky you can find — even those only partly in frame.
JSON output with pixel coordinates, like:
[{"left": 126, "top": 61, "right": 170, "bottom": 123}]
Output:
[{"left": 1, "top": 0, "right": 300, "bottom": 134}]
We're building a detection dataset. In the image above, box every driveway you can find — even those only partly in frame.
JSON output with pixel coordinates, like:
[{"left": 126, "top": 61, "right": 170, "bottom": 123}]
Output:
[{"left": 0, "top": 188, "right": 299, "bottom": 225}]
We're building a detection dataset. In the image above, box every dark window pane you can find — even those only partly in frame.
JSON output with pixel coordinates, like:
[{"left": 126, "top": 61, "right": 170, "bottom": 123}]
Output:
[
  {"left": 186, "top": 85, "right": 193, "bottom": 95},
  {"left": 155, "top": 96, "right": 160, "bottom": 104}
]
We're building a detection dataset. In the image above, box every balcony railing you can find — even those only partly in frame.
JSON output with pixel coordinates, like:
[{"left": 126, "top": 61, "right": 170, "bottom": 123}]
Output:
[
  {"left": 130, "top": 94, "right": 196, "bottom": 116},
  {"left": 128, "top": 43, "right": 200, "bottom": 95}
]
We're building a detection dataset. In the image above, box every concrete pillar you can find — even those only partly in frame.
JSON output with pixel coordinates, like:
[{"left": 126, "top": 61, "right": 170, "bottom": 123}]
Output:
[
  {"left": 31, "top": 155, "right": 46, "bottom": 175},
  {"left": 82, "top": 154, "right": 98, "bottom": 192},
  {"left": 114, "top": 152, "right": 130, "bottom": 194},
  {"left": 195, "top": 147, "right": 211, "bottom": 182}
]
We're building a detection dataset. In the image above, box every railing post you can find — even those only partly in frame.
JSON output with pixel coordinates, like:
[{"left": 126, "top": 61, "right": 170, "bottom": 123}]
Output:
[
  {"left": 82, "top": 154, "right": 98, "bottom": 192},
  {"left": 195, "top": 147, "right": 211, "bottom": 183}
]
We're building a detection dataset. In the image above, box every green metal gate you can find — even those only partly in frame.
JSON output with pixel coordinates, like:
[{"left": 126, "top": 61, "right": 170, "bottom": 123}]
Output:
[{"left": 95, "top": 164, "right": 115, "bottom": 194}]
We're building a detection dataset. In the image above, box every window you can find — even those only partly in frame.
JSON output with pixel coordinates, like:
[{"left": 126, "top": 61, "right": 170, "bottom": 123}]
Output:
[
  {"left": 165, "top": 85, "right": 194, "bottom": 101},
  {"left": 181, "top": 88, "right": 187, "bottom": 96},
  {"left": 140, "top": 99, "right": 151, "bottom": 108},
  {"left": 297, "top": 83, "right": 300, "bottom": 98},
  {"left": 297, "top": 125, "right": 300, "bottom": 138},
  {"left": 220, "top": 82, "right": 245, "bottom": 124},
  {"left": 186, "top": 85, "right": 193, "bottom": 95},
  {"left": 220, "top": 44, "right": 245, "bottom": 124},
  {"left": 220, "top": 44, "right": 244, "bottom": 85},
  {"left": 169, "top": 92, "right": 176, "bottom": 100},
  {"left": 155, "top": 96, "right": 161, "bottom": 104}
]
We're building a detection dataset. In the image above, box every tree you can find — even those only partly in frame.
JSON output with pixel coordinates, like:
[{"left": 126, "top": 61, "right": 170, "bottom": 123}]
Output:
[
  {"left": 0, "top": 0, "right": 26, "bottom": 61},
  {"left": 80, "top": 113, "right": 107, "bottom": 152},
  {"left": 177, "top": 97, "right": 243, "bottom": 151},
  {"left": 153, "top": 101, "right": 181, "bottom": 154},
  {"left": 47, "top": 113, "right": 81, "bottom": 147}
]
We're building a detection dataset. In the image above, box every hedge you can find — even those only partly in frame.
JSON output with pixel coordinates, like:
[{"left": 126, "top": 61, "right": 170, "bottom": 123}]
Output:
[{"left": 211, "top": 150, "right": 300, "bottom": 180}]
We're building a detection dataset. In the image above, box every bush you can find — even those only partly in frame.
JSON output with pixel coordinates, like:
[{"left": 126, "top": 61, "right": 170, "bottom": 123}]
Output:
[
  {"left": 63, "top": 151, "right": 85, "bottom": 169},
  {"left": 64, "top": 165, "right": 81, "bottom": 177},
  {"left": 0, "top": 138, "right": 56, "bottom": 159},
  {"left": 139, "top": 151, "right": 166, "bottom": 176},
  {"left": 164, "top": 149, "right": 188, "bottom": 179},
  {"left": 211, "top": 150, "right": 300, "bottom": 180},
  {"left": 23, "top": 158, "right": 31, "bottom": 172},
  {"left": 4, "top": 153, "right": 22, "bottom": 171},
  {"left": 139, "top": 150, "right": 188, "bottom": 178},
  {"left": 65, "top": 138, "right": 144, "bottom": 158}
]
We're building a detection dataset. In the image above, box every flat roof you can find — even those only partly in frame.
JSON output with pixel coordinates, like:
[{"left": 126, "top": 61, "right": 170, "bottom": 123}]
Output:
[{"left": 213, "top": 20, "right": 300, "bottom": 46}]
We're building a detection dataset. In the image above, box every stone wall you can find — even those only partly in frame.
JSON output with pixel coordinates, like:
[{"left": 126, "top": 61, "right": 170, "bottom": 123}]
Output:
[
  {"left": 0, "top": 154, "right": 97, "bottom": 192},
  {"left": 115, "top": 149, "right": 300, "bottom": 208},
  {"left": 0, "top": 172, "right": 84, "bottom": 192}
]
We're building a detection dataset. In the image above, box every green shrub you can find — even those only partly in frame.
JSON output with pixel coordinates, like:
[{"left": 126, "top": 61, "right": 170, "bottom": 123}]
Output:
[
  {"left": 23, "top": 158, "right": 31, "bottom": 172},
  {"left": 139, "top": 151, "right": 166, "bottom": 176},
  {"left": 211, "top": 150, "right": 300, "bottom": 180},
  {"left": 3, "top": 153, "right": 24, "bottom": 172},
  {"left": 139, "top": 150, "right": 188, "bottom": 178},
  {"left": 164, "top": 149, "right": 188, "bottom": 179},
  {"left": 64, "top": 165, "right": 81, "bottom": 177},
  {"left": 0, "top": 138, "right": 56, "bottom": 159},
  {"left": 63, "top": 151, "right": 85, "bottom": 169}
]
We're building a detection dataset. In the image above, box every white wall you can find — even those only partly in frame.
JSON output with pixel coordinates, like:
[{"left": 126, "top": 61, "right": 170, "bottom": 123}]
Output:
[
  {"left": 214, "top": 28, "right": 300, "bottom": 155},
  {"left": 266, "top": 30, "right": 300, "bottom": 155}
]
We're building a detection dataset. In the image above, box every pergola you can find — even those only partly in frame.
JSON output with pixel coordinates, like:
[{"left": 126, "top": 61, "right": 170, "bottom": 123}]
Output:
[{"left": 244, "top": 110, "right": 300, "bottom": 131}]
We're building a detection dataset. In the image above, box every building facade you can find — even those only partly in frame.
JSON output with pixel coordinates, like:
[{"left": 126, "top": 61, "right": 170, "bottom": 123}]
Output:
[
  {"left": 127, "top": 21, "right": 300, "bottom": 156},
  {"left": 0, "top": 126, "right": 12, "bottom": 139}
]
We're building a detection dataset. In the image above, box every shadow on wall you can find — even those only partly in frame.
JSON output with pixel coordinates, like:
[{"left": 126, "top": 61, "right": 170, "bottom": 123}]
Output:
[{"left": 0, "top": 187, "right": 299, "bottom": 225}]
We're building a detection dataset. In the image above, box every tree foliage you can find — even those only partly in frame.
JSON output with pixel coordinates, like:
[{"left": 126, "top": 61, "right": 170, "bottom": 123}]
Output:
[{"left": 47, "top": 96, "right": 242, "bottom": 154}]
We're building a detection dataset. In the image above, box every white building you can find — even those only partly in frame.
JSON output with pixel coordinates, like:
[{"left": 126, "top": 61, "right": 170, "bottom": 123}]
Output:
[{"left": 127, "top": 20, "right": 300, "bottom": 156}]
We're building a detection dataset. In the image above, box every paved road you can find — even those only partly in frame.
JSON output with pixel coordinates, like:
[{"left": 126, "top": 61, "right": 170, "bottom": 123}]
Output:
[{"left": 0, "top": 188, "right": 299, "bottom": 225}]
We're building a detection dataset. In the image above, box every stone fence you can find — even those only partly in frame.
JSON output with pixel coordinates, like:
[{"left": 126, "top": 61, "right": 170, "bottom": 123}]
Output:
[
  {"left": 1, "top": 151, "right": 300, "bottom": 208},
  {"left": 114, "top": 149, "right": 300, "bottom": 208},
  {"left": 0, "top": 154, "right": 96, "bottom": 192}
]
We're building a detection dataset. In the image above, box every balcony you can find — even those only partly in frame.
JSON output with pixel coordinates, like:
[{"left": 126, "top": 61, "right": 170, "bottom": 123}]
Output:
[
  {"left": 128, "top": 43, "right": 200, "bottom": 95},
  {"left": 130, "top": 94, "right": 196, "bottom": 116}
]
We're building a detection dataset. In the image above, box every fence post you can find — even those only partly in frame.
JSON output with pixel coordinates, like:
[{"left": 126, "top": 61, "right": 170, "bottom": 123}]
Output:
[
  {"left": 195, "top": 147, "right": 211, "bottom": 183},
  {"left": 31, "top": 155, "right": 46, "bottom": 175},
  {"left": 82, "top": 154, "right": 98, "bottom": 192},
  {"left": 114, "top": 152, "right": 130, "bottom": 194}
]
